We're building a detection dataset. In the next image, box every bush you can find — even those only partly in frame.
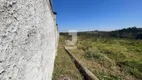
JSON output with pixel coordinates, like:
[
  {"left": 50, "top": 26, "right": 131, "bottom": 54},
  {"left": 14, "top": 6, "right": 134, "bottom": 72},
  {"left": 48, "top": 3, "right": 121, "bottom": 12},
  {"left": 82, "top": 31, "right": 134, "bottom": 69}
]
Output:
[{"left": 136, "top": 34, "right": 142, "bottom": 39}]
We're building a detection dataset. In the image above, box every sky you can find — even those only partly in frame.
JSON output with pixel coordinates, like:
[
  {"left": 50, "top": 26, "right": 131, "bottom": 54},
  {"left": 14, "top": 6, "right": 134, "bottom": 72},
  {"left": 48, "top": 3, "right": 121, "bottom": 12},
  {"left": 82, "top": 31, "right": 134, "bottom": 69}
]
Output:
[{"left": 52, "top": 0, "right": 142, "bottom": 32}]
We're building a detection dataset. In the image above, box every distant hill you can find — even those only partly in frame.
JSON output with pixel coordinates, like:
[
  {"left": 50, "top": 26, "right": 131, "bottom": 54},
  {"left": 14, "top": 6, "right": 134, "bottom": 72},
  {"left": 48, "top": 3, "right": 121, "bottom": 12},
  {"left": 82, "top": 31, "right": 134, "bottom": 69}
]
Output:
[
  {"left": 110, "top": 27, "right": 142, "bottom": 39},
  {"left": 60, "top": 27, "right": 142, "bottom": 39}
]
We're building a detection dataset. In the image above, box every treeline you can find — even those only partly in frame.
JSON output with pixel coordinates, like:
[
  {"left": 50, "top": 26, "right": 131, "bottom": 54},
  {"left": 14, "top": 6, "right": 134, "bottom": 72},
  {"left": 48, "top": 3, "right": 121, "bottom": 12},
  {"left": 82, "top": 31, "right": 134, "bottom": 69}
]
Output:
[
  {"left": 110, "top": 27, "right": 142, "bottom": 39},
  {"left": 60, "top": 27, "right": 142, "bottom": 39}
]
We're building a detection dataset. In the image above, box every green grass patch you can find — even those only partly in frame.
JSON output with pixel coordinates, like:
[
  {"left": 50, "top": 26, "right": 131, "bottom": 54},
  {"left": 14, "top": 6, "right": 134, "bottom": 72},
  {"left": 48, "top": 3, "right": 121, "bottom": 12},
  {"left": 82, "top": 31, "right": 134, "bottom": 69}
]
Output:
[{"left": 76, "top": 35, "right": 142, "bottom": 80}]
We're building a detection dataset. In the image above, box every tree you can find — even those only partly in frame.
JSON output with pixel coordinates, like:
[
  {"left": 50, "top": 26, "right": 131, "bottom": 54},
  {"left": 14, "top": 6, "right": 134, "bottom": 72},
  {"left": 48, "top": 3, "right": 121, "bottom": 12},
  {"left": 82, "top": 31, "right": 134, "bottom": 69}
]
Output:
[{"left": 136, "top": 34, "right": 142, "bottom": 39}]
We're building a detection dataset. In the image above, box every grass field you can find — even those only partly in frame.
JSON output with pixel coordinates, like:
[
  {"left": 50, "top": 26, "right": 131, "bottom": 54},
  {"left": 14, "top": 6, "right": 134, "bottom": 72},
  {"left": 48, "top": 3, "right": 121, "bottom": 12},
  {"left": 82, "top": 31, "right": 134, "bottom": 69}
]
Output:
[
  {"left": 52, "top": 36, "right": 83, "bottom": 80},
  {"left": 53, "top": 34, "right": 142, "bottom": 80},
  {"left": 71, "top": 35, "right": 142, "bottom": 80}
]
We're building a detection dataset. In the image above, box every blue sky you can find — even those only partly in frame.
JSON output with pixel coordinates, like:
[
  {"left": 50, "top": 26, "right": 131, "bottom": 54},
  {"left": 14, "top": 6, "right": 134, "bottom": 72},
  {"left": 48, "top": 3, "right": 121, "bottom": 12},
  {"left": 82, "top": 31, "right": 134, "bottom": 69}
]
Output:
[{"left": 52, "top": 0, "right": 142, "bottom": 32}]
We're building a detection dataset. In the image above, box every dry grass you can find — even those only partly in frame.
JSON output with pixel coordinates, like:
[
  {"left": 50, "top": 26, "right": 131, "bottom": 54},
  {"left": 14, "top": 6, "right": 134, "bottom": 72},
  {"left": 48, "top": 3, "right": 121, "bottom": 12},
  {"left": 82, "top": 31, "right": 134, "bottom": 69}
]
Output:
[
  {"left": 53, "top": 35, "right": 142, "bottom": 80},
  {"left": 52, "top": 36, "right": 83, "bottom": 80},
  {"left": 69, "top": 36, "right": 142, "bottom": 80}
]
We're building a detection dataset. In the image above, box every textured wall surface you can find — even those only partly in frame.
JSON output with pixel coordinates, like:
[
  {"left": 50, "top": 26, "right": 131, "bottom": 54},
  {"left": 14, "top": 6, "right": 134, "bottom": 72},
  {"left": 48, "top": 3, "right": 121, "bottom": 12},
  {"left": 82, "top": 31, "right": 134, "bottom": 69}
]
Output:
[{"left": 0, "top": 0, "right": 58, "bottom": 80}]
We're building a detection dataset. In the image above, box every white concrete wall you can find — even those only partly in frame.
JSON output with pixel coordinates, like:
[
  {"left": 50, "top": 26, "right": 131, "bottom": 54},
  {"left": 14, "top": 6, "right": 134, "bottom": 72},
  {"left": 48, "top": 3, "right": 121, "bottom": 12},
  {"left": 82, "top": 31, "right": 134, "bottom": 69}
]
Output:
[{"left": 0, "top": 0, "right": 58, "bottom": 80}]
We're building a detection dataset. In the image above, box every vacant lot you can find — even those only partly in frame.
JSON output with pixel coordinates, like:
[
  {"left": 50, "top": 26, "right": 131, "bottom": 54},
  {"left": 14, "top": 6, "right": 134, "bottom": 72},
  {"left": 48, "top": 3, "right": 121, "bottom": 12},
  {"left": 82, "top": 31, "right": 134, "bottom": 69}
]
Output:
[
  {"left": 53, "top": 34, "right": 142, "bottom": 80},
  {"left": 69, "top": 35, "right": 142, "bottom": 80}
]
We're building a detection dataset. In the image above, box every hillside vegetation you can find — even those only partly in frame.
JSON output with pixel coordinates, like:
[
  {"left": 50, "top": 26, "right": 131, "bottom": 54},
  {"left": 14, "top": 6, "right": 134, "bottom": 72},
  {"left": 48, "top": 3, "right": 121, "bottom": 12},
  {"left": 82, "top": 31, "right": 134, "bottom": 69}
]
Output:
[{"left": 110, "top": 27, "right": 142, "bottom": 39}]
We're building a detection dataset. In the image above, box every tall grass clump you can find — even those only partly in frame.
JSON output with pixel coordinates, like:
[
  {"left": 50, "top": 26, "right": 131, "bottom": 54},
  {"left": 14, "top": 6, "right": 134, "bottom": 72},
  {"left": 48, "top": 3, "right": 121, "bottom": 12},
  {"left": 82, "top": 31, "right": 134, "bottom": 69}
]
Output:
[{"left": 84, "top": 49, "right": 115, "bottom": 68}]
